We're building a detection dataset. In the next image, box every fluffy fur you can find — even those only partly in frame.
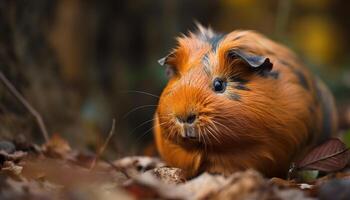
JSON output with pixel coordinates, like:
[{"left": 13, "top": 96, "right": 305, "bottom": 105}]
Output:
[{"left": 154, "top": 25, "right": 338, "bottom": 178}]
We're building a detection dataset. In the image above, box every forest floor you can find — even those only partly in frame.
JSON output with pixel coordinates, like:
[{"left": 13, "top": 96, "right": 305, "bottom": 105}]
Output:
[{"left": 0, "top": 132, "right": 350, "bottom": 200}]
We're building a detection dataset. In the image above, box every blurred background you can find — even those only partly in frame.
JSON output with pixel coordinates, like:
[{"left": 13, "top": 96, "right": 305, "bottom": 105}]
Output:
[{"left": 1, "top": 0, "right": 350, "bottom": 158}]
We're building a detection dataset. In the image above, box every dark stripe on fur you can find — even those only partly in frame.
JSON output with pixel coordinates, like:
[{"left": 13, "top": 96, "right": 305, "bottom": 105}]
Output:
[
  {"left": 230, "top": 77, "right": 249, "bottom": 84},
  {"left": 229, "top": 93, "right": 241, "bottom": 101},
  {"left": 234, "top": 84, "right": 250, "bottom": 91},
  {"left": 209, "top": 34, "right": 225, "bottom": 51},
  {"left": 259, "top": 70, "right": 279, "bottom": 79},
  {"left": 278, "top": 60, "right": 293, "bottom": 69},
  {"left": 294, "top": 70, "right": 310, "bottom": 90}
]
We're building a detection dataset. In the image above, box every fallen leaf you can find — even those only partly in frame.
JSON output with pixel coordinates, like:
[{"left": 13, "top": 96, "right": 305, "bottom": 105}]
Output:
[
  {"left": 318, "top": 179, "right": 350, "bottom": 200},
  {"left": 0, "top": 141, "right": 15, "bottom": 154},
  {"left": 270, "top": 177, "right": 299, "bottom": 188},
  {"left": 296, "top": 138, "right": 350, "bottom": 172},
  {"left": 124, "top": 181, "right": 160, "bottom": 199},
  {"left": 273, "top": 188, "right": 315, "bottom": 200},
  {"left": 1, "top": 161, "right": 23, "bottom": 181},
  {"left": 315, "top": 172, "right": 350, "bottom": 186},
  {"left": 212, "top": 170, "right": 266, "bottom": 200},
  {"left": 177, "top": 172, "right": 229, "bottom": 199},
  {"left": 270, "top": 177, "right": 316, "bottom": 197},
  {"left": 13, "top": 134, "right": 42, "bottom": 153},
  {"left": 147, "top": 167, "right": 185, "bottom": 184},
  {"left": 0, "top": 150, "right": 27, "bottom": 164},
  {"left": 114, "top": 156, "right": 165, "bottom": 178},
  {"left": 3, "top": 178, "right": 57, "bottom": 199},
  {"left": 42, "top": 133, "right": 72, "bottom": 159}
]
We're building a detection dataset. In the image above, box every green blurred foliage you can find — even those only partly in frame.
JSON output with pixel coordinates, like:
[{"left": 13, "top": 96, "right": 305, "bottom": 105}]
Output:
[{"left": 342, "top": 130, "right": 350, "bottom": 148}]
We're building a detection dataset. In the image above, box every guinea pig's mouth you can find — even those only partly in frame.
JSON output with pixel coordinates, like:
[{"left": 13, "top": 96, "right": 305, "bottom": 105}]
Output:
[{"left": 181, "top": 125, "right": 197, "bottom": 139}]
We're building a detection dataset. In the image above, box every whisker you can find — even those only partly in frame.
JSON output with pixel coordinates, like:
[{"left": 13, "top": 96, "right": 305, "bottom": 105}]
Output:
[
  {"left": 135, "top": 121, "right": 167, "bottom": 144},
  {"left": 128, "top": 118, "right": 156, "bottom": 136},
  {"left": 205, "top": 122, "right": 219, "bottom": 141},
  {"left": 168, "top": 125, "right": 177, "bottom": 141},
  {"left": 204, "top": 132, "right": 211, "bottom": 152},
  {"left": 197, "top": 126, "right": 202, "bottom": 143},
  {"left": 212, "top": 120, "right": 239, "bottom": 140},
  {"left": 206, "top": 125, "right": 221, "bottom": 144},
  {"left": 199, "top": 127, "right": 208, "bottom": 154},
  {"left": 122, "top": 104, "right": 158, "bottom": 119},
  {"left": 203, "top": 127, "right": 211, "bottom": 145},
  {"left": 122, "top": 90, "right": 159, "bottom": 99},
  {"left": 168, "top": 124, "right": 179, "bottom": 141},
  {"left": 204, "top": 126, "right": 216, "bottom": 146},
  {"left": 208, "top": 120, "right": 220, "bottom": 133},
  {"left": 212, "top": 120, "right": 231, "bottom": 133}
]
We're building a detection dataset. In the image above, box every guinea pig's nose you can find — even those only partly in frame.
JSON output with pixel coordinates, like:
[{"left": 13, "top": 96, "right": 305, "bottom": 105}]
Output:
[{"left": 177, "top": 114, "right": 197, "bottom": 124}]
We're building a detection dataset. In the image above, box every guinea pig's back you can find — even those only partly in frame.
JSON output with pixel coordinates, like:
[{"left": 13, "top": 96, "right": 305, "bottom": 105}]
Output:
[
  {"left": 244, "top": 31, "right": 338, "bottom": 146},
  {"left": 313, "top": 77, "right": 338, "bottom": 143}
]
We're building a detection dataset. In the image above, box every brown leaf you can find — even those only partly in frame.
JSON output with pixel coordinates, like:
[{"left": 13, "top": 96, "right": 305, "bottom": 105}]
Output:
[
  {"left": 318, "top": 179, "right": 350, "bottom": 200},
  {"left": 0, "top": 141, "right": 15, "bottom": 154},
  {"left": 0, "top": 150, "right": 27, "bottom": 162},
  {"left": 42, "top": 133, "right": 72, "bottom": 159},
  {"left": 113, "top": 156, "right": 165, "bottom": 178},
  {"left": 1, "top": 161, "right": 24, "bottom": 181},
  {"left": 148, "top": 167, "right": 186, "bottom": 184},
  {"left": 315, "top": 172, "right": 350, "bottom": 186},
  {"left": 296, "top": 138, "right": 350, "bottom": 172},
  {"left": 211, "top": 170, "right": 266, "bottom": 200},
  {"left": 270, "top": 177, "right": 299, "bottom": 188},
  {"left": 124, "top": 182, "right": 160, "bottom": 199}
]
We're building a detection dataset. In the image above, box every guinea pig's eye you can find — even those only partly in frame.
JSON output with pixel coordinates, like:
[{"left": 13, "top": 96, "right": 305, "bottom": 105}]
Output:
[
  {"left": 165, "top": 65, "right": 176, "bottom": 78},
  {"left": 213, "top": 78, "right": 227, "bottom": 93}
]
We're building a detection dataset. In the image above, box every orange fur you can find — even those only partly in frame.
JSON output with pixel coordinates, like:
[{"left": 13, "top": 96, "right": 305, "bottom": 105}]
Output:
[{"left": 154, "top": 26, "right": 338, "bottom": 178}]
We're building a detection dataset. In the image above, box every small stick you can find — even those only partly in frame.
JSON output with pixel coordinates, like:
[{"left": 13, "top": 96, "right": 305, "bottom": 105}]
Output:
[
  {"left": 90, "top": 118, "right": 116, "bottom": 170},
  {"left": 0, "top": 71, "right": 49, "bottom": 142},
  {"left": 103, "top": 158, "right": 130, "bottom": 179}
]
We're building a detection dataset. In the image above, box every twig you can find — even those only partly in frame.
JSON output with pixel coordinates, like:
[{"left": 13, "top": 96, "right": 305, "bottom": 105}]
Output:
[
  {"left": 103, "top": 158, "right": 131, "bottom": 179},
  {"left": 0, "top": 71, "right": 49, "bottom": 142},
  {"left": 90, "top": 118, "right": 116, "bottom": 170}
]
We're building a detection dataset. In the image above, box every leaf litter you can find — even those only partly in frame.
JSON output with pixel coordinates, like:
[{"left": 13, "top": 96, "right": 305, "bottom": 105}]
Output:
[
  {"left": 0, "top": 134, "right": 350, "bottom": 200},
  {"left": 296, "top": 138, "right": 350, "bottom": 172}
]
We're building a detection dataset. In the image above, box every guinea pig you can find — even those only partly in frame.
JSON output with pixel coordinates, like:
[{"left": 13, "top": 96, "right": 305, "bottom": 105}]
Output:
[{"left": 153, "top": 25, "right": 338, "bottom": 178}]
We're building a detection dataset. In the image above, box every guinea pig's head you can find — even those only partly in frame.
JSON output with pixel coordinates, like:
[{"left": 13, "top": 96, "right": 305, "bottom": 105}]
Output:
[{"left": 156, "top": 26, "right": 277, "bottom": 150}]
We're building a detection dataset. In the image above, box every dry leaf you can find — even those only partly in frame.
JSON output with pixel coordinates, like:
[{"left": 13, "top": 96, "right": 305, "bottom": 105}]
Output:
[
  {"left": 1, "top": 161, "right": 23, "bottom": 180},
  {"left": 270, "top": 177, "right": 299, "bottom": 188},
  {"left": 0, "top": 141, "right": 15, "bottom": 154},
  {"left": 0, "top": 150, "right": 27, "bottom": 163},
  {"left": 114, "top": 156, "right": 165, "bottom": 178},
  {"left": 147, "top": 167, "right": 185, "bottom": 184},
  {"left": 177, "top": 172, "right": 229, "bottom": 199},
  {"left": 296, "top": 138, "right": 350, "bottom": 172},
  {"left": 42, "top": 133, "right": 72, "bottom": 159},
  {"left": 318, "top": 179, "right": 350, "bottom": 200},
  {"left": 315, "top": 172, "right": 350, "bottom": 186},
  {"left": 211, "top": 170, "right": 266, "bottom": 200}
]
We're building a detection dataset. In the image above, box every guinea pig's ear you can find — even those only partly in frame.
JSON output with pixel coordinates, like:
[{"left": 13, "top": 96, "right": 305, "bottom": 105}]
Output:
[
  {"left": 158, "top": 52, "right": 177, "bottom": 78},
  {"left": 158, "top": 55, "right": 168, "bottom": 66},
  {"left": 227, "top": 49, "right": 273, "bottom": 72},
  {"left": 158, "top": 52, "right": 175, "bottom": 66}
]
